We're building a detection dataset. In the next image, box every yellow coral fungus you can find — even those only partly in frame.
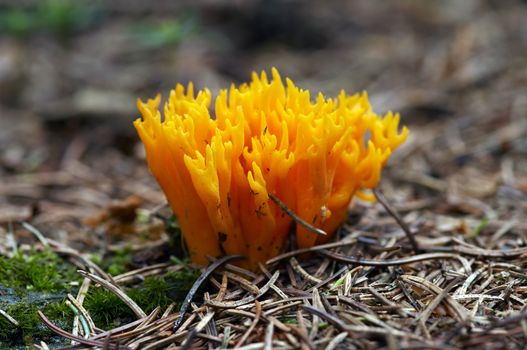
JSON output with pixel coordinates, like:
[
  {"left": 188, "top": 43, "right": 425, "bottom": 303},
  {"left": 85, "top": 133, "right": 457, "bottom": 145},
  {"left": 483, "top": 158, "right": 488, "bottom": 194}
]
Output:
[{"left": 134, "top": 68, "right": 408, "bottom": 268}]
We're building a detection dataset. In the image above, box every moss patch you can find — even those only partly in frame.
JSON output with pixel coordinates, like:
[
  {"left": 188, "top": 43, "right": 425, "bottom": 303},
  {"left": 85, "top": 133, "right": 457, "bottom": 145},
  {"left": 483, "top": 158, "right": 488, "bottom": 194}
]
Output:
[
  {"left": 100, "top": 245, "right": 133, "bottom": 276},
  {"left": 0, "top": 249, "right": 79, "bottom": 294},
  {"left": 0, "top": 248, "right": 200, "bottom": 348},
  {"left": 0, "top": 294, "right": 73, "bottom": 349},
  {"left": 0, "top": 249, "right": 79, "bottom": 348},
  {"left": 84, "top": 268, "right": 200, "bottom": 329}
]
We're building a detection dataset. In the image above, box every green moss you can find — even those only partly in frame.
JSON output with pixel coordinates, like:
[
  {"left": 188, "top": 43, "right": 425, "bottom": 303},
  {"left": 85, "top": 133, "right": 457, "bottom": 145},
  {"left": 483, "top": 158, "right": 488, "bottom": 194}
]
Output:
[
  {"left": 84, "top": 288, "right": 135, "bottom": 329},
  {"left": 100, "top": 245, "right": 133, "bottom": 276},
  {"left": 164, "top": 269, "right": 202, "bottom": 302},
  {"left": 0, "top": 249, "right": 79, "bottom": 294},
  {"left": 44, "top": 300, "right": 73, "bottom": 320},
  {"left": 0, "top": 249, "right": 81, "bottom": 348},
  {"left": 0, "top": 248, "right": 200, "bottom": 347},
  {"left": 0, "top": 303, "right": 39, "bottom": 345},
  {"left": 83, "top": 268, "right": 200, "bottom": 330},
  {"left": 129, "top": 269, "right": 200, "bottom": 313},
  {"left": 0, "top": 298, "right": 73, "bottom": 348},
  {"left": 129, "top": 276, "right": 172, "bottom": 314}
]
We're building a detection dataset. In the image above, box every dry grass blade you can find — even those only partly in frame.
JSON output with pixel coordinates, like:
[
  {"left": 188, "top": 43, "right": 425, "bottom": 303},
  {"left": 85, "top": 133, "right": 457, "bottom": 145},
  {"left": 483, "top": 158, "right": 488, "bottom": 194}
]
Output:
[
  {"left": 38, "top": 311, "right": 130, "bottom": 349},
  {"left": 181, "top": 312, "right": 215, "bottom": 350},
  {"left": 450, "top": 240, "right": 527, "bottom": 258},
  {"left": 0, "top": 309, "right": 19, "bottom": 327},
  {"left": 113, "top": 262, "right": 177, "bottom": 284},
  {"left": 71, "top": 277, "right": 91, "bottom": 342},
  {"left": 324, "top": 332, "right": 347, "bottom": 350},
  {"left": 266, "top": 238, "right": 357, "bottom": 265},
  {"left": 235, "top": 301, "right": 262, "bottom": 348},
  {"left": 222, "top": 271, "right": 260, "bottom": 294},
  {"left": 207, "top": 271, "right": 280, "bottom": 308},
  {"left": 263, "top": 321, "right": 274, "bottom": 350},
  {"left": 21, "top": 222, "right": 49, "bottom": 247},
  {"left": 414, "top": 277, "right": 462, "bottom": 326},
  {"left": 399, "top": 275, "right": 469, "bottom": 323},
  {"left": 319, "top": 250, "right": 466, "bottom": 266},
  {"left": 77, "top": 270, "right": 147, "bottom": 319},
  {"left": 290, "top": 257, "right": 322, "bottom": 284}
]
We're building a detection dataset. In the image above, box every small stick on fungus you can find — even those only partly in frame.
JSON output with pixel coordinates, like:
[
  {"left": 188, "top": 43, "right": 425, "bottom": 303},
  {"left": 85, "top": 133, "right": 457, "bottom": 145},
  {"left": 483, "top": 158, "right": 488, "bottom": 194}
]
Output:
[{"left": 268, "top": 193, "right": 327, "bottom": 236}]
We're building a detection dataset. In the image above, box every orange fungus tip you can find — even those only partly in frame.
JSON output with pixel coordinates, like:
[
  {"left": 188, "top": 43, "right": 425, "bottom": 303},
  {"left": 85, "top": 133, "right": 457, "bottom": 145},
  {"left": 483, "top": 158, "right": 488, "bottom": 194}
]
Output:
[{"left": 134, "top": 68, "right": 408, "bottom": 269}]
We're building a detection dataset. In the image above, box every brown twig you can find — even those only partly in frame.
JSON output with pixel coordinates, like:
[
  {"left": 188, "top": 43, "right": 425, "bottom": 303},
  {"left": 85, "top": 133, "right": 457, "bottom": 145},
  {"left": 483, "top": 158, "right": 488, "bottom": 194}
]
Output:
[{"left": 373, "top": 188, "right": 420, "bottom": 253}]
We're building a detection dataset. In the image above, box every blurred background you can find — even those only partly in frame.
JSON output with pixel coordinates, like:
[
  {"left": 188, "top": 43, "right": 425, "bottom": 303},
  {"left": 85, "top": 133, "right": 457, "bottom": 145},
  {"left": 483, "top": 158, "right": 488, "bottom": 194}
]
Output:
[{"left": 1, "top": 0, "right": 526, "bottom": 250}]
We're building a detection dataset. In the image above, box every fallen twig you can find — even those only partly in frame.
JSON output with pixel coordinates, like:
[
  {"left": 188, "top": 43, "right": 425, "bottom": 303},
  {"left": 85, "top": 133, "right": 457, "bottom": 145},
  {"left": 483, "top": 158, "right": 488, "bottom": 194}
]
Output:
[{"left": 373, "top": 189, "right": 420, "bottom": 253}]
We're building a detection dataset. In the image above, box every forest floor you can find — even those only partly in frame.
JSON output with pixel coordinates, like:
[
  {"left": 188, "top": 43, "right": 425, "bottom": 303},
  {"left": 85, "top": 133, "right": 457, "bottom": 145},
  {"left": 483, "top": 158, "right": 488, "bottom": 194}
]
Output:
[{"left": 1, "top": 1, "right": 526, "bottom": 349}]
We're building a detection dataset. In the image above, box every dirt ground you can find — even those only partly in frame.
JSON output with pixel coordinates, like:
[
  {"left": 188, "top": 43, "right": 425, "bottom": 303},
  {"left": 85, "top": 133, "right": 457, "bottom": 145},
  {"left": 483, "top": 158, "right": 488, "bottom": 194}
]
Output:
[{"left": 1, "top": 1, "right": 527, "bottom": 349}]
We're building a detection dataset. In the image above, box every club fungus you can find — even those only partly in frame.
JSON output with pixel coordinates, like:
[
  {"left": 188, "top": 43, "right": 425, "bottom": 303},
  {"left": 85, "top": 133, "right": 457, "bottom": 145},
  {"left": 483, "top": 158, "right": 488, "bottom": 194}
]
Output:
[{"left": 134, "top": 68, "right": 408, "bottom": 269}]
